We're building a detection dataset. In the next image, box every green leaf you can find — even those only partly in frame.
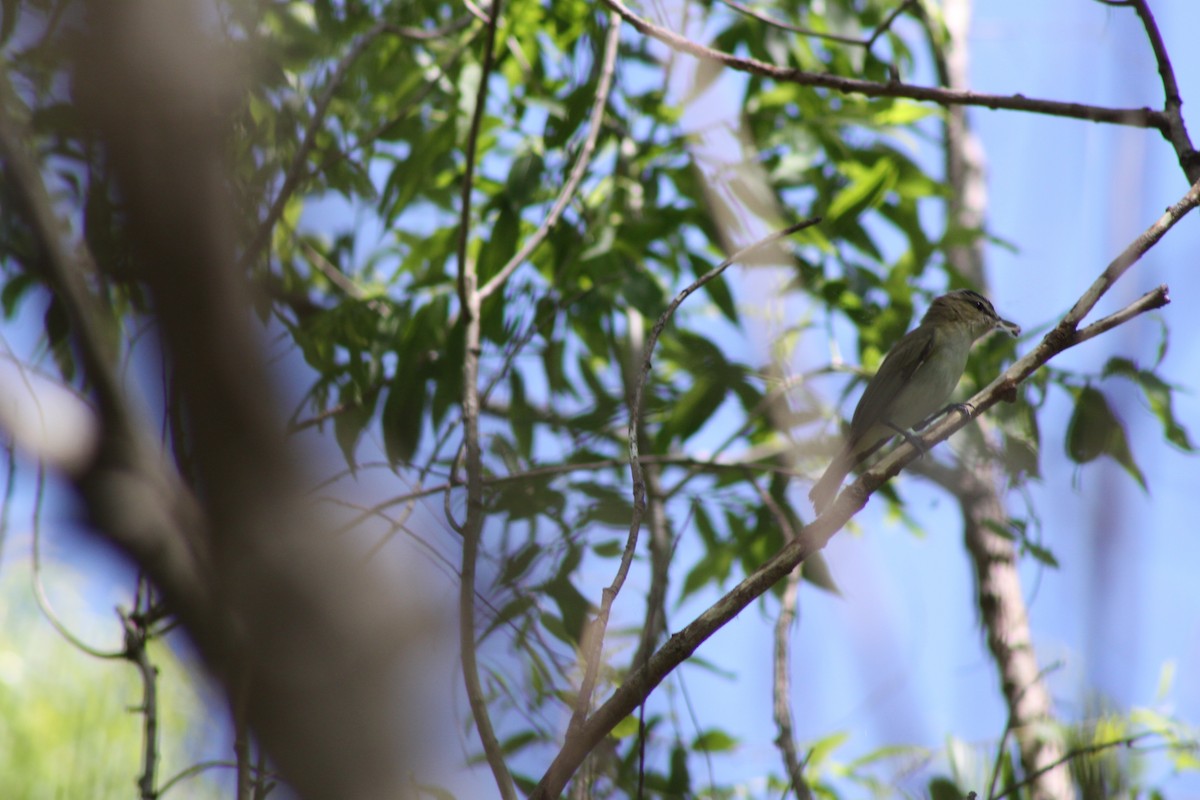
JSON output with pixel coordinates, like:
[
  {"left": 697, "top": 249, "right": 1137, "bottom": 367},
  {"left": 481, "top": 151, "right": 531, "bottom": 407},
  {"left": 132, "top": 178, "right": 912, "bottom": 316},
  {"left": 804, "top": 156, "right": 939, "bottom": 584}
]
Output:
[
  {"left": 802, "top": 551, "right": 840, "bottom": 595},
  {"left": 482, "top": 596, "right": 534, "bottom": 639},
  {"left": 804, "top": 730, "right": 849, "bottom": 769},
  {"left": 497, "top": 543, "right": 541, "bottom": 586},
  {"left": 478, "top": 202, "right": 520, "bottom": 287},
  {"left": 509, "top": 369, "right": 534, "bottom": 458},
  {"left": 1066, "top": 385, "right": 1147, "bottom": 490},
  {"left": 691, "top": 728, "right": 738, "bottom": 753},
  {"left": 1103, "top": 356, "right": 1195, "bottom": 452},
  {"left": 610, "top": 715, "right": 640, "bottom": 740},
  {"left": 543, "top": 576, "right": 591, "bottom": 645},
  {"left": 1023, "top": 540, "right": 1060, "bottom": 569},
  {"left": 1, "top": 272, "right": 37, "bottom": 317},
  {"left": 687, "top": 254, "right": 738, "bottom": 322},
  {"left": 927, "top": 777, "right": 965, "bottom": 800},
  {"left": 333, "top": 383, "right": 380, "bottom": 471},
  {"left": 382, "top": 373, "right": 425, "bottom": 466},
  {"left": 667, "top": 743, "right": 691, "bottom": 794},
  {"left": 500, "top": 730, "right": 540, "bottom": 755},
  {"left": 679, "top": 545, "right": 734, "bottom": 602},
  {"left": 591, "top": 539, "right": 623, "bottom": 558},
  {"left": 664, "top": 374, "right": 726, "bottom": 444},
  {"left": 826, "top": 158, "right": 897, "bottom": 223}
]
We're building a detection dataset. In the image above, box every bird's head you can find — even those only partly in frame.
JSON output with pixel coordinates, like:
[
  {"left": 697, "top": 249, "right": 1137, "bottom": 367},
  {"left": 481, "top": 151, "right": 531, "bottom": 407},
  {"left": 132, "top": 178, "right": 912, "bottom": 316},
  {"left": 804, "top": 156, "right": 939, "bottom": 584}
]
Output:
[{"left": 924, "top": 289, "right": 1021, "bottom": 340}]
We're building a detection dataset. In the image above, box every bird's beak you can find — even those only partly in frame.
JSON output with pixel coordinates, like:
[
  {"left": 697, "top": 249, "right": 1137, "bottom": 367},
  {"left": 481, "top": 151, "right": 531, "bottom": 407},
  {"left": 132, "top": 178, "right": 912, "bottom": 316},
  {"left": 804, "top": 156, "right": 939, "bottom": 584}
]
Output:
[{"left": 996, "top": 317, "right": 1021, "bottom": 337}]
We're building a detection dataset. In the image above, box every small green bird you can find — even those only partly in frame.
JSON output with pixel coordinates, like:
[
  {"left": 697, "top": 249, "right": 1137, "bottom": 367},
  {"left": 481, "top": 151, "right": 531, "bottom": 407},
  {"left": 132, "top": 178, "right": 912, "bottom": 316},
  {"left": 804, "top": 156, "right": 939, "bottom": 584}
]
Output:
[{"left": 809, "top": 289, "right": 1020, "bottom": 514}]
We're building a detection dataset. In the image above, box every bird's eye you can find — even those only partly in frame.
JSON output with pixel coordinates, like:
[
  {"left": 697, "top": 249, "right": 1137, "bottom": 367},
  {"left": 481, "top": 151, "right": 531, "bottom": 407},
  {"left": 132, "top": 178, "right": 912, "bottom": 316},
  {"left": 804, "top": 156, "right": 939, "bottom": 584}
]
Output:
[{"left": 973, "top": 301, "right": 986, "bottom": 312}]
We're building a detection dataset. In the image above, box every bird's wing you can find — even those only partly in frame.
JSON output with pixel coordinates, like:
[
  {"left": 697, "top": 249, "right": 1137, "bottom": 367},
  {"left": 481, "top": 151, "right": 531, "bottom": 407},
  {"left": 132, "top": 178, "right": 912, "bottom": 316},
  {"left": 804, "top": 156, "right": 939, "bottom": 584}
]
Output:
[{"left": 848, "top": 324, "right": 936, "bottom": 437}]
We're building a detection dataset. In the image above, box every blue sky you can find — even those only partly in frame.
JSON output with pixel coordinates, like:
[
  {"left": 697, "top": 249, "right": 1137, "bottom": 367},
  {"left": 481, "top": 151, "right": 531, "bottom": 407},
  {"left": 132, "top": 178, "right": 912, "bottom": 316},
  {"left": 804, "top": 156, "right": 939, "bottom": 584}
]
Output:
[{"left": 3, "top": 1, "right": 1200, "bottom": 798}]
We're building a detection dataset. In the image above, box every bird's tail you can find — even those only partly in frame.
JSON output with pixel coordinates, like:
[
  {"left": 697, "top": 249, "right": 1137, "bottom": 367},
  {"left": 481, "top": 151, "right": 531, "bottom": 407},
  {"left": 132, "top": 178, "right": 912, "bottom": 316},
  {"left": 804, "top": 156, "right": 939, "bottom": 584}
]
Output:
[
  {"left": 808, "top": 434, "right": 891, "bottom": 515},
  {"left": 808, "top": 446, "right": 853, "bottom": 515}
]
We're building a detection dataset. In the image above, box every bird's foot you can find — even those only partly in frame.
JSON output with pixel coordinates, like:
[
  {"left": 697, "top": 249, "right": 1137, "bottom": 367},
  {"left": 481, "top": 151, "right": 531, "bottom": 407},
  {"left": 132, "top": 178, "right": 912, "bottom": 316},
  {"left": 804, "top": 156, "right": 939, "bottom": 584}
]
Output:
[
  {"left": 886, "top": 422, "right": 927, "bottom": 457},
  {"left": 912, "top": 402, "right": 976, "bottom": 432}
]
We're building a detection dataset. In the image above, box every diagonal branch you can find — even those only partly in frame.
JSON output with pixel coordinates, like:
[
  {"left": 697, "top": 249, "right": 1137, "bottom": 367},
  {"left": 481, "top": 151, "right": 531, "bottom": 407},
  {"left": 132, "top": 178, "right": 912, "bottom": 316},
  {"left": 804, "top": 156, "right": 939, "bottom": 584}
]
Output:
[
  {"left": 600, "top": 0, "right": 1168, "bottom": 133},
  {"left": 530, "top": 177, "right": 1199, "bottom": 800}
]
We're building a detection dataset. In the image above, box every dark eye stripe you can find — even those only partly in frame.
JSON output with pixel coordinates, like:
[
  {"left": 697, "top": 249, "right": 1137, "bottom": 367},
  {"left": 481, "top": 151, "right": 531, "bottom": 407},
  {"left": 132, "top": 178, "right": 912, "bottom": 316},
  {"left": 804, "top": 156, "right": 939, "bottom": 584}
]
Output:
[{"left": 959, "top": 289, "right": 993, "bottom": 315}]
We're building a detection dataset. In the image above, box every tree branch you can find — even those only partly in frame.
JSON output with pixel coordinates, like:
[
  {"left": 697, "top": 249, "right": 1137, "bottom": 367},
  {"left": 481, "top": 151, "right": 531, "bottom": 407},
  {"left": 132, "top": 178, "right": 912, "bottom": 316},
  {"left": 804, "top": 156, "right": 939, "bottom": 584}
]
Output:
[
  {"left": 1130, "top": 1, "right": 1198, "bottom": 180},
  {"left": 749, "top": 472, "right": 814, "bottom": 800},
  {"left": 600, "top": 0, "right": 1167, "bottom": 132},
  {"left": 121, "top": 611, "right": 160, "bottom": 800},
  {"left": 453, "top": 0, "right": 516, "bottom": 794}
]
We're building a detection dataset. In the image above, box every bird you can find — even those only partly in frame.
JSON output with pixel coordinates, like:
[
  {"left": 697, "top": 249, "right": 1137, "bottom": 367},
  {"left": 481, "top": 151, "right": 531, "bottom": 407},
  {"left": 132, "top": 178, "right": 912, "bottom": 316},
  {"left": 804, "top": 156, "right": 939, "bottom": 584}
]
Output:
[{"left": 808, "top": 289, "right": 1020, "bottom": 514}]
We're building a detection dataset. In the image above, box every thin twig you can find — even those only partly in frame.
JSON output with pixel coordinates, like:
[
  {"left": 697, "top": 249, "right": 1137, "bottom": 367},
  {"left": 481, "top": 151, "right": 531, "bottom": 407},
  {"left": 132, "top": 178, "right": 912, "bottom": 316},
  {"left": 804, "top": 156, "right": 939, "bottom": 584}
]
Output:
[
  {"left": 121, "top": 611, "right": 160, "bottom": 800},
  {"left": 1118, "top": 0, "right": 1198, "bottom": 181},
  {"left": 1073, "top": 284, "right": 1169, "bottom": 345},
  {"left": 1127, "top": 1, "right": 1181, "bottom": 106},
  {"left": 601, "top": 0, "right": 1167, "bottom": 133},
  {"left": 478, "top": 10, "right": 622, "bottom": 301},
  {"left": 156, "top": 761, "right": 275, "bottom": 797},
  {"left": 529, "top": 178, "right": 1198, "bottom": 800},
  {"left": 865, "top": 0, "right": 916, "bottom": 49},
  {"left": 30, "top": 469, "right": 124, "bottom": 659},
  {"left": 748, "top": 470, "right": 812, "bottom": 800},
  {"left": 772, "top": 568, "right": 809, "bottom": 800},
  {"left": 453, "top": 0, "right": 516, "bottom": 794},
  {"left": 718, "top": 0, "right": 866, "bottom": 45},
  {"left": 718, "top": 0, "right": 913, "bottom": 52},
  {"left": 992, "top": 733, "right": 1154, "bottom": 800}
]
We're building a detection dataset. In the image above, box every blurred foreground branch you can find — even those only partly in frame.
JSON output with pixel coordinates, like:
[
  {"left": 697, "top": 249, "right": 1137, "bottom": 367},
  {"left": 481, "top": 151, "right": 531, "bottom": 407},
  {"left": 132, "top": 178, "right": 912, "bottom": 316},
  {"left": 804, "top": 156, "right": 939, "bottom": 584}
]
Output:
[{"left": 0, "top": 3, "right": 431, "bottom": 797}]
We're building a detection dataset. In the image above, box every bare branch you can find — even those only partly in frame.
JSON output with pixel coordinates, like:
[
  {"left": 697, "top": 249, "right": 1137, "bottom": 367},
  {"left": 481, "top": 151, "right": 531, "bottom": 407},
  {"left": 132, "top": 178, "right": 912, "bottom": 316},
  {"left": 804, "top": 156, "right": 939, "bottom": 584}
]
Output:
[
  {"left": 772, "top": 568, "right": 811, "bottom": 800},
  {"left": 600, "top": 0, "right": 1167, "bottom": 132},
  {"left": 1115, "top": 0, "right": 1199, "bottom": 180},
  {"left": 1061, "top": 183, "right": 1197, "bottom": 328},
  {"left": 748, "top": 471, "right": 813, "bottom": 800},
  {"left": 120, "top": 611, "right": 160, "bottom": 800}
]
